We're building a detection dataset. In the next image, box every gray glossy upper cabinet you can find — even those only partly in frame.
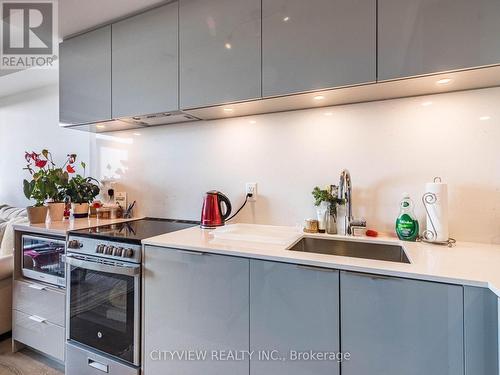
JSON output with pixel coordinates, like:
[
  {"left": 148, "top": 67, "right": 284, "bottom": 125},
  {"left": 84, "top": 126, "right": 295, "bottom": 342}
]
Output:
[
  {"left": 341, "top": 271, "right": 464, "bottom": 375},
  {"left": 179, "top": 0, "right": 261, "bottom": 108},
  {"left": 262, "top": 0, "right": 376, "bottom": 97},
  {"left": 143, "top": 246, "right": 249, "bottom": 375},
  {"left": 250, "top": 260, "right": 340, "bottom": 375},
  {"left": 464, "top": 286, "right": 499, "bottom": 375},
  {"left": 60, "top": 26, "right": 111, "bottom": 125},
  {"left": 112, "top": 3, "right": 178, "bottom": 118},
  {"left": 378, "top": 0, "right": 500, "bottom": 80}
]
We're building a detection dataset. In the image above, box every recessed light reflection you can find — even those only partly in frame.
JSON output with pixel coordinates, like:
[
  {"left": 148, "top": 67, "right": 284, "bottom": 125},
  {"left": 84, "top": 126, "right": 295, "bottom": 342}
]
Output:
[
  {"left": 96, "top": 125, "right": 105, "bottom": 129},
  {"left": 283, "top": 16, "right": 290, "bottom": 22},
  {"left": 248, "top": 120, "right": 257, "bottom": 124},
  {"left": 324, "top": 112, "right": 333, "bottom": 116},
  {"left": 224, "top": 42, "right": 232, "bottom": 50},
  {"left": 223, "top": 108, "right": 234, "bottom": 113},
  {"left": 479, "top": 116, "right": 491, "bottom": 121},
  {"left": 133, "top": 132, "right": 141, "bottom": 136},
  {"left": 436, "top": 78, "right": 452, "bottom": 85},
  {"left": 421, "top": 101, "right": 433, "bottom": 107},
  {"left": 314, "top": 95, "right": 325, "bottom": 101}
]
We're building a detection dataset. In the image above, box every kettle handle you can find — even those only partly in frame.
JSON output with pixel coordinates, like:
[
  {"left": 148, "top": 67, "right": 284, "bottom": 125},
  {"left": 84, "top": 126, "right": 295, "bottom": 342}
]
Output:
[{"left": 217, "top": 192, "right": 232, "bottom": 221}]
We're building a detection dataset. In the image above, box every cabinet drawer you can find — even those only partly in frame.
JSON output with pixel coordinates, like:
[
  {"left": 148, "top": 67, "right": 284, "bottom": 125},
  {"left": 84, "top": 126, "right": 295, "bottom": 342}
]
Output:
[
  {"left": 13, "top": 309, "right": 65, "bottom": 361},
  {"left": 13, "top": 280, "right": 65, "bottom": 326}
]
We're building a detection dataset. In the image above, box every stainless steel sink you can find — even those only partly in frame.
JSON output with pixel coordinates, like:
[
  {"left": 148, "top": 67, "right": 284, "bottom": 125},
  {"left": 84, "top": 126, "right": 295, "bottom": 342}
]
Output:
[{"left": 288, "top": 237, "right": 410, "bottom": 264}]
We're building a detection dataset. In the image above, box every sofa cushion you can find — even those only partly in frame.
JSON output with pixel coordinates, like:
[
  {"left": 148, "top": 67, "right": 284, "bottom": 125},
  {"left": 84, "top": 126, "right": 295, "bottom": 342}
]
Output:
[
  {"left": 1, "top": 217, "right": 29, "bottom": 257},
  {"left": 0, "top": 219, "right": 8, "bottom": 244},
  {"left": 0, "top": 205, "right": 27, "bottom": 221}
]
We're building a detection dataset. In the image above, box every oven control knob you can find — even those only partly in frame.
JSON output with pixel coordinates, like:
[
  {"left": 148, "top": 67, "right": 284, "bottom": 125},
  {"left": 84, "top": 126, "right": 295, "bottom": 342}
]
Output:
[
  {"left": 113, "top": 247, "right": 123, "bottom": 257},
  {"left": 95, "top": 244, "right": 104, "bottom": 253},
  {"left": 68, "top": 240, "right": 81, "bottom": 249},
  {"left": 105, "top": 246, "right": 114, "bottom": 255},
  {"left": 122, "top": 248, "right": 134, "bottom": 258}
]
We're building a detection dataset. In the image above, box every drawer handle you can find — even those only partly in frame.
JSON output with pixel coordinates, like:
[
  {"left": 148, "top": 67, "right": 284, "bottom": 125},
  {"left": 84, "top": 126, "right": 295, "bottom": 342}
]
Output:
[
  {"left": 88, "top": 359, "right": 109, "bottom": 373},
  {"left": 28, "top": 284, "right": 47, "bottom": 291},
  {"left": 297, "top": 265, "right": 336, "bottom": 273},
  {"left": 28, "top": 315, "right": 47, "bottom": 323},
  {"left": 176, "top": 249, "right": 206, "bottom": 256}
]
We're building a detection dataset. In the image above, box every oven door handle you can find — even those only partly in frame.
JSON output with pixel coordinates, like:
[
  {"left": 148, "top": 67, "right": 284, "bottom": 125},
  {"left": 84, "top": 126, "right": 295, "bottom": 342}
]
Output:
[{"left": 65, "top": 255, "right": 140, "bottom": 276}]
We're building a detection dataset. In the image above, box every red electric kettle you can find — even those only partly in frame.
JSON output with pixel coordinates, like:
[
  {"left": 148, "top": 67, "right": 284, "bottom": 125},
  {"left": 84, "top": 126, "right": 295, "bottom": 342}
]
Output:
[{"left": 200, "top": 191, "right": 232, "bottom": 229}]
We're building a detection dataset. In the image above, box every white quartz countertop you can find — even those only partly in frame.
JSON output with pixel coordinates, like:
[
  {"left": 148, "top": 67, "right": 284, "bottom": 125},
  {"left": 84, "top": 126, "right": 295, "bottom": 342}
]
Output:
[
  {"left": 14, "top": 217, "right": 142, "bottom": 236},
  {"left": 143, "top": 225, "right": 500, "bottom": 296}
]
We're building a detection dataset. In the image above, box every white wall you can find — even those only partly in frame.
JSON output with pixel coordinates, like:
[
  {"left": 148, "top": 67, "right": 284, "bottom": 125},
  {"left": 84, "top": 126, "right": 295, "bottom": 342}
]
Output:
[
  {"left": 0, "top": 84, "right": 91, "bottom": 207},
  {"left": 91, "top": 87, "right": 500, "bottom": 244}
]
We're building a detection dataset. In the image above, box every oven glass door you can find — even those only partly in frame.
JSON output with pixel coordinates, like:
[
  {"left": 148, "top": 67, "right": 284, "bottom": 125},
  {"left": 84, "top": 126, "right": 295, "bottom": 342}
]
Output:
[
  {"left": 68, "top": 256, "right": 139, "bottom": 365},
  {"left": 22, "top": 235, "right": 65, "bottom": 285}
]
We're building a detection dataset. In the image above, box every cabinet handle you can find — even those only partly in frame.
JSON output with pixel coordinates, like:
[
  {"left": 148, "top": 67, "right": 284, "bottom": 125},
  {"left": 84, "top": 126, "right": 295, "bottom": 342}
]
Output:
[
  {"left": 28, "top": 284, "right": 47, "bottom": 291},
  {"left": 88, "top": 359, "right": 109, "bottom": 373},
  {"left": 28, "top": 315, "right": 47, "bottom": 323},
  {"left": 297, "top": 265, "right": 336, "bottom": 273},
  {"left": 176, "top": 249, "right": 206, "bottom": 256},
  {"left": 345, "top": 271, "right": 396, "bottom": 281}
]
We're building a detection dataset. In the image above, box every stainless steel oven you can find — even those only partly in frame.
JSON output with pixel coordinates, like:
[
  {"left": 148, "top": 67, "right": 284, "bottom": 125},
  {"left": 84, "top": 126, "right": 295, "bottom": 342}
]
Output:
[
  {"left": 21, "top": 234, "right": 65, "bottom": 287},
  {"left": 65, "top": 236, "right": 141, "bottom": 375}
]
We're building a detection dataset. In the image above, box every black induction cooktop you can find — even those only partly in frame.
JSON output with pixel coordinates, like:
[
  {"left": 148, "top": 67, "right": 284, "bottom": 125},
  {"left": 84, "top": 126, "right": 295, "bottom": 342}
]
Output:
[{"left": 69, "top": 218, "right": 199, "bottom": 244}]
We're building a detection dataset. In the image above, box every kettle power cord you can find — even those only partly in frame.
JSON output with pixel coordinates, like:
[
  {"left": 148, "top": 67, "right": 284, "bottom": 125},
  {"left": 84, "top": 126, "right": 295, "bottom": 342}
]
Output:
[{"left": 226, "top": 193, "right": 253, "bottom": 222}]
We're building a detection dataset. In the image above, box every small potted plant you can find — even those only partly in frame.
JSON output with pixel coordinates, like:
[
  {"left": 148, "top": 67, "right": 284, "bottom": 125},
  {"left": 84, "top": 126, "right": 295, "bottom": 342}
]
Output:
[
  {"left": 46, "top": 152, "right": 72, "bottom": 221},
  {"left": 23, "top": 151, "right": 50, "bottom": 223},
  {"left": 312, "top": 185, "right": 344, "bottom": 234},
  {"left": 65, "top": 160, "right": 100, "bottom": 218}
]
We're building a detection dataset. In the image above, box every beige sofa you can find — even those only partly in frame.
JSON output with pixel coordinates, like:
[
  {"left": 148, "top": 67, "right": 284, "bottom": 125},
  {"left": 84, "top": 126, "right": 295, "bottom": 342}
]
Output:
[{"left": 0, "top": 205, "right": 27, "bottom": 334}]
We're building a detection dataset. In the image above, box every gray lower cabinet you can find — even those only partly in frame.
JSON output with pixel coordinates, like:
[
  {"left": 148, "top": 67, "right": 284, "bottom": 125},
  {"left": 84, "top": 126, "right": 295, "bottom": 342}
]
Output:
[
  {"left": 464, "top": 286, "right": 500, "bottom": 375},
  {"left": 59, "top": 26, "right": 111, "bottom": 124},
  {"left": 378, "top": 0, "right": 500, "bottom": 80},
  {"left": 12, "top": 280, "right": 65, "bottom": 362},
  {"left": 262, "top": 0, "right": 376, "bottom": 97},
  {"left": 179, "top": 0, "right": 261, "bottom": 108},
  {"left": 340, "top": 271, "right": 464, "bottom": 375},
  {"left": 112, "top": 3, "right": 179, "bottom": 118},
  {"left": 143, "top": 246, "right": 249, "bottom": 375},
  {"left": 250, "top": 260, "right": 340, "bottom": 375}
]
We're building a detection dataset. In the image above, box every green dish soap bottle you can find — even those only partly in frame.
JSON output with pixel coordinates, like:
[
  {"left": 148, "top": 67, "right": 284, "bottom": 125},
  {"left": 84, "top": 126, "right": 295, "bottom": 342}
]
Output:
[{"left": 396, "top": 193, "right": 419, "bottom": 241}]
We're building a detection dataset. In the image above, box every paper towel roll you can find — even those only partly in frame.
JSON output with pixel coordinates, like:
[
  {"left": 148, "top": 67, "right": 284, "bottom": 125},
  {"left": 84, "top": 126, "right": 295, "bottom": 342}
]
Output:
[{"left": 424, "top": 179, "right": 449, "bottom": 242}]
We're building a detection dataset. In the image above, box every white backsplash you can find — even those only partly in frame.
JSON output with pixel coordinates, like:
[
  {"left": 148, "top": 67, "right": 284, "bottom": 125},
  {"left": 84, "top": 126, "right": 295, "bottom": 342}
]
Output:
[
  {"left": 0, "top": 85, "right": 91, "bottom": 207},
  {"left": 90, "top": 87, "right": 500, "bottom": 244}
]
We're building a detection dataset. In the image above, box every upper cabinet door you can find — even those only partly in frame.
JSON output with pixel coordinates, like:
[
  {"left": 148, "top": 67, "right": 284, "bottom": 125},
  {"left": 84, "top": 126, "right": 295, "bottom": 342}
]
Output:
[
  {"left": 60, "top": 26, "right": 111, "bottom": 125},
  {"left": 112, "top": 3, "right": 179, "bottom": 118},
  {"left": 341, "top": 271, "right": 464, "bottom": 375},
  {"left": 262, "top": 0, "right": 376, "bottom": 97},
  {"left": 179, "top": 0, "right": 261, "bottom": 109},
  {"left": 378, "top": 0, "right": 500, "bottom": 80}
]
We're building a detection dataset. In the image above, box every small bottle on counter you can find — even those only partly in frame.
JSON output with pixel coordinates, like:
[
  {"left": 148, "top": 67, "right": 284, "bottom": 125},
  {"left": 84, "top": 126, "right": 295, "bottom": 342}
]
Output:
[
  {"left": 304, "top": 219, "right": 319, "bottom": 234},
  {"left": 395, "top": 193, "right": 419, "bottom": 241}
]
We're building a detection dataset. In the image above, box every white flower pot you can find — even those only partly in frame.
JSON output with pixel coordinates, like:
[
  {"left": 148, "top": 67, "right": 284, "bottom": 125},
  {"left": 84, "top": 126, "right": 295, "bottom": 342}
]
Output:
[{"left": 72, "top": 203, "right": 89, "bottom": 218}]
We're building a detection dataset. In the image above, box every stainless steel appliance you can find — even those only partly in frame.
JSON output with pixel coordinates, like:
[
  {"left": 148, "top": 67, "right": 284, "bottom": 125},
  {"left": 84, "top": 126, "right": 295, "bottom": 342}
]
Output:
[
  {"left": 66, "top": 219, "right": 197, "bottom": 375},
  {"left": 21, "top": 234, "right": 65, "bottom": 287}
]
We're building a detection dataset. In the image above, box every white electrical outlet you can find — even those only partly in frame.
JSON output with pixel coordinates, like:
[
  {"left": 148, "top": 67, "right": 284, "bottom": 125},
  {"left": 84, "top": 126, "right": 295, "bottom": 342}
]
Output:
[{"left": 246, "top": 183, "right": 257, "bottom": 201}]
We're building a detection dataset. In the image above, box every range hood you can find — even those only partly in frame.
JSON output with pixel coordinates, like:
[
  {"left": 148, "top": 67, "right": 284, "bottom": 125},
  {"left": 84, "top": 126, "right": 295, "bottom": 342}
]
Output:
[
  {"left": 62, "top": 65, "right": 500, "bottom": 133},
  {"left": 61, "top": 111, "right": 201, "bottom": 133}
]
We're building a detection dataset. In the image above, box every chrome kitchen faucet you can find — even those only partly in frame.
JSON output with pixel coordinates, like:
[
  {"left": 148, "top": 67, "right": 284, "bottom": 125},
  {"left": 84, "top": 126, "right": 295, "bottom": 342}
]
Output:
[{"left": 338, "top": 169, "right": 366, "bottom": 235}]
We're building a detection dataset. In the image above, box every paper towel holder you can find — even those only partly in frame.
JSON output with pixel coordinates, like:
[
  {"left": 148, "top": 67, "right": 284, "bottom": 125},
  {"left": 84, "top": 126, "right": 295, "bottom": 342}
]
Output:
[{"left": 421, "top": 177, "right": 456, "bottom": 247}]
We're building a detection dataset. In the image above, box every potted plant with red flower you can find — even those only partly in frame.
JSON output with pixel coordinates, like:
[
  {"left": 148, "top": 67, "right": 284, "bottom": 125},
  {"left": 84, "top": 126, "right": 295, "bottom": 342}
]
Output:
[
  {"left": 23, "top": 150, "right": 51, "bottom": 223},
  {"left": 64, "top": 158, "right": 100, "bottom": 218}
]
